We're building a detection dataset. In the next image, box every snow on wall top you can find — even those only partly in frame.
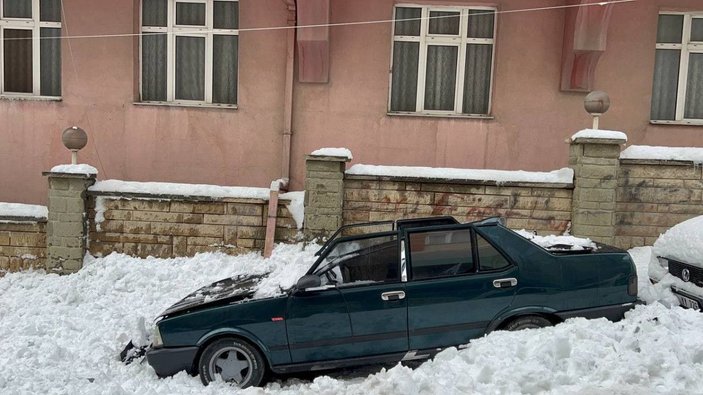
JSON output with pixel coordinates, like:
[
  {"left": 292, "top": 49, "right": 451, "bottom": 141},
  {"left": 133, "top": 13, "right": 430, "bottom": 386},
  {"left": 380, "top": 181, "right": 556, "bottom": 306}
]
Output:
[
  {"left": 620, "top": 145, "right": 703, "bottom": 164},
  {"left": 571, "top": 129, "right": 627, "bottom": 142},
  {"left": 346, "top": 164, "right": 574, "bottom": 185},
  {"left": 0, "top": 202, "right": 48, "bottom": 219},
  {"left": 50, "top": 164, "right": 98, "bottom": 175},
  {"left": 653, "top": 215, "right": 703, "bottom": 266},
  {"left": 310, "top": 147, "right": 353, "bottom": 159},
  {"left": 90, "top": 180, "right": 272, "bottom": 200}
]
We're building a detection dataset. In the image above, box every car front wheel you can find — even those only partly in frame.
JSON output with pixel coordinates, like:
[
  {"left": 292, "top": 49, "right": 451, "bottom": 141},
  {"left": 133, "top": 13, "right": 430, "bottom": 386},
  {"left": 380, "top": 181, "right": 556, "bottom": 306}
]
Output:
[
  {"left": 505, "top": 315, "right": 552, "bottom": 331},
  {"left": 198, "top": 338, "right": 266, "bottom": 388}
]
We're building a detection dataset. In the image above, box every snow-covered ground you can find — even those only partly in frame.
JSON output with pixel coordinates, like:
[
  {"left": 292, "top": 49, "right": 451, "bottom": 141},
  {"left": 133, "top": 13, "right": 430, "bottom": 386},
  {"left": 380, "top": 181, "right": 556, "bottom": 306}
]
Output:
[{"left": 1, "top": 243, "right": 702, "bottom": 394}]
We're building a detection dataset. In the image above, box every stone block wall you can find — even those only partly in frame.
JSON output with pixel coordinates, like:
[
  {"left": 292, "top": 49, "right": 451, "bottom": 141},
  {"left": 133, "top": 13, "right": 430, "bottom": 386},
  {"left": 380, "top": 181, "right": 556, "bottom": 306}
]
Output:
[
  {"left": 343, "top": 176, "right": 573, "bottom": 234},
  {"left": 88, "top": 195, "right": 299, "bottom": 258},
  {"left": 615, "top": 159, "right": 703, "bottom": 248},
  {"left": 0, "top": 221, "right": 47, "bottom": 273}
]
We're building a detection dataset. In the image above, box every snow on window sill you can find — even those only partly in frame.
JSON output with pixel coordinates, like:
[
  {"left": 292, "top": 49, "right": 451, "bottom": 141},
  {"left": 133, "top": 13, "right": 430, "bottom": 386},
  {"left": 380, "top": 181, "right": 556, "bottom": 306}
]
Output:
[
  {"left": 387, "top": 111, "right": 494, "bottom": 120},
  {"left": 134, "top": 101, "right": 238, "bottom": 110},
  {"left": 650, "top": 119, "right": 703, "bottom": 127},
  {"left": 0, "top": 94, "right": 61, "bottom": 102}
]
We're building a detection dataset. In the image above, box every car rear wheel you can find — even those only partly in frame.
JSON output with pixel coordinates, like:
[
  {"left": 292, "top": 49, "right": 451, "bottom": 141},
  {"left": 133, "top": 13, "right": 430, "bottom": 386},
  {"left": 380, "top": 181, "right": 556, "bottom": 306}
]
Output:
[
  {"left": 505, "top": 315, "right": 552, "bottom": 331},
  {"left": 198, "top": 338, "right": 265, "bottom": 388}
]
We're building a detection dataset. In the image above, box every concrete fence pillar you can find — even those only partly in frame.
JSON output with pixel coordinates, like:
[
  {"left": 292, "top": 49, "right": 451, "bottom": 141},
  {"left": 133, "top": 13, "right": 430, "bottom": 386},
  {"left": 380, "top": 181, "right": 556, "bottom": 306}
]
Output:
[
  {"left": 304, "top": 153, "right": 350, "bottom": 239},
  {"left": 569, "top": 133, "right": 626, "bottom": 244},
  {"left": 44, "top": 172, "right": 96, "bottom": 273}
]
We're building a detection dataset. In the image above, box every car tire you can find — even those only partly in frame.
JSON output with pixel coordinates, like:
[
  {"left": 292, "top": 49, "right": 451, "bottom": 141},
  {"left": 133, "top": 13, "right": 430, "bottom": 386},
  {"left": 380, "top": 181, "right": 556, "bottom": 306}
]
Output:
[
  {"left": 198, "top": 338, "right": 266, "bottom": 388},
  {"left": 505, "top": 315, "right": 552, "bottom": 331}
]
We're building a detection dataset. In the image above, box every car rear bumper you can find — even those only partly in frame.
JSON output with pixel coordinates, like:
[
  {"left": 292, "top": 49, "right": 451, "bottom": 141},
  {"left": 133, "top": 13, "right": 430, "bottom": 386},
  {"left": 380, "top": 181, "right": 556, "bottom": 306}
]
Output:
[
  {"left": 556, "top": 302, "right": 637, "bottom": 322},
  {"left": 146, "top": 346, "right": 199, "bottom": 378}
]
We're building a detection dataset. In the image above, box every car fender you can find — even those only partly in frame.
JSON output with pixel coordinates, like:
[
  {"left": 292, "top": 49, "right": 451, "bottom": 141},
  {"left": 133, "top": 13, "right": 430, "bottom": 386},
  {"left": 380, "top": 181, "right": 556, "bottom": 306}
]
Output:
[
  {"left": 196, "top": 327, "right": 275, "bottom": 366},
  {"left": 486, "top": 305, "right": 560, "bottom": 333}
]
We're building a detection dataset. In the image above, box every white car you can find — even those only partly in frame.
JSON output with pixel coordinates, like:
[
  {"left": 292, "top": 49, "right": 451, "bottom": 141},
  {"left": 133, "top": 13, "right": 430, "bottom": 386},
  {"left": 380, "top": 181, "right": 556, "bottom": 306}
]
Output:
[{"left": 649, "top": 215, "right": 703, "bottom": 310}]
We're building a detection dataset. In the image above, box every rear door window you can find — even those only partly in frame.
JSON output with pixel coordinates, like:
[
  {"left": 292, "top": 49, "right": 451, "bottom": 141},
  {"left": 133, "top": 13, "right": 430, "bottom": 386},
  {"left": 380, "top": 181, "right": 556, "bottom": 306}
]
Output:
[{"left": 408, "top": 228, "right": 474, "bottom": 280}]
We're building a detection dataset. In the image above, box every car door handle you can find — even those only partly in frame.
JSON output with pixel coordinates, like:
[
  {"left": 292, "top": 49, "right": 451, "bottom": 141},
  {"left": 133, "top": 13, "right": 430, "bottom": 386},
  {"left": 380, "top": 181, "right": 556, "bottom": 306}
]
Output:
[
  {"left": 381, "top": 291, "right": 406, "bottom": 301},
  {"left": 493, "top": 278, "right": 518, "bottom": 288}
]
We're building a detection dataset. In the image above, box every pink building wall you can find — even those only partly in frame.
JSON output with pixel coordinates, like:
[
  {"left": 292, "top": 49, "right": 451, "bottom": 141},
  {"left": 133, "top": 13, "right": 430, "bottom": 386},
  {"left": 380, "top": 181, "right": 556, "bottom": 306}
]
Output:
[{"left": 1, "top": 0, "right": 702, "bottom": 204}]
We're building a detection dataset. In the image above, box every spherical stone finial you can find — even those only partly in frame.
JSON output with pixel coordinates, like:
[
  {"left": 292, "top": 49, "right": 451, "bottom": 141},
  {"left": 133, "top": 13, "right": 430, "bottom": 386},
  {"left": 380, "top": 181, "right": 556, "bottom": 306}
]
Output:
[
  {"left": 584, "top": 91, "right": 611, "bottom": 115},
  {"left": 62, "top": 126, "right": 88, "bottom": 151}
]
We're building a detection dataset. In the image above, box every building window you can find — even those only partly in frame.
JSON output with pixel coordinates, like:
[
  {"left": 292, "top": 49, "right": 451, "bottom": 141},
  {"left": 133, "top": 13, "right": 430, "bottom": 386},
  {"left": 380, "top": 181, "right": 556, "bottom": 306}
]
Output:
[
  {"left": 140, "top": 0, "right": 239, "bottom": 106},
  {"left": 389, "top": 5, "right": 495, "bottom": 116},
  {"left": 0, "top": 0, "right": 62, "bottom": 97},
  {"left": 651, "top": 12, "right": 703, "bottom": 121}
]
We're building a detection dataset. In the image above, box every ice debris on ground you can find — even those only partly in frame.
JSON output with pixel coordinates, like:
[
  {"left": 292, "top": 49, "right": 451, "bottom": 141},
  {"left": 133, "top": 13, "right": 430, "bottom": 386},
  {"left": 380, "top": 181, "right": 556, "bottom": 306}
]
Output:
[
  {"left": 50, "top": 164, "right": 99, "bottom": 175},
  {"left": 570, "top": 129, "right": 627, "bottom": 141},
  {"left": 1, "top": 242, "right": 702, "bottom": 394},
  {"left": 514, "top": 230, "right": 597, "bottom": 251}
]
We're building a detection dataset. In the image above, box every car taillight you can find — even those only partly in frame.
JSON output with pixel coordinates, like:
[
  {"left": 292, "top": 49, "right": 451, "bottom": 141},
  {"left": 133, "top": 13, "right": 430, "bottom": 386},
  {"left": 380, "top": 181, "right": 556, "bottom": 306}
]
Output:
[{"left": 628, "top": 274, "right": 638, "bottom": 296}]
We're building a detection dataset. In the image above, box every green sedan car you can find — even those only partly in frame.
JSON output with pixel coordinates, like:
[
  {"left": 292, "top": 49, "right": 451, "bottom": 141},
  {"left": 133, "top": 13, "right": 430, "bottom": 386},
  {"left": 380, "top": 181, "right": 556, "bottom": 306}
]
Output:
[{"left": 136, "top": 217, "right": 638, "bottom": 388}]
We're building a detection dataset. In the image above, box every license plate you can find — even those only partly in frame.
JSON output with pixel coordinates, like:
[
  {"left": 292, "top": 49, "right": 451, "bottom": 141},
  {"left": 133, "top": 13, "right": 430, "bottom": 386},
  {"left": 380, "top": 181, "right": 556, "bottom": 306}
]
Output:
[{"left": 675, "top": 293, "right": 701, "bottom": 310}]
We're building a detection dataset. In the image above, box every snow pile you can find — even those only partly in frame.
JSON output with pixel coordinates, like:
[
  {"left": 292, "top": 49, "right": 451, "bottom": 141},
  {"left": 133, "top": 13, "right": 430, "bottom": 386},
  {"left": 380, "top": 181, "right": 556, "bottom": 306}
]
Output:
[
  {"left": 0, "top": 202, "right": 48, "bottom": 219},
  {"left": 621, "top": 145, "right": 703, "bottom": 164},
  {"left": 514, "top": 230, "right": 597, "bottom": 251},
  {"left": 628, "top": 246, "right": 680, "bottom": 306},
  {"left": 570, "top": 129, "right": 627, "bottom": 142},
  {"left": 90, "top": 180, "right": 272, "bottom": 200},
  {"left": 347, "top": 165, "right": 574, "bottom": 185},
  {"left": 50, "top": 163, "right": 99, "bottom": 175},
  {"left": 280, "top": 191, "right": 305, "bottom": 230},
  {"left": 310, "top": 148, "right": 353, "bottom": 160},
  {"left": 653, "top": 215, "right": 703, "bottom": 266}
]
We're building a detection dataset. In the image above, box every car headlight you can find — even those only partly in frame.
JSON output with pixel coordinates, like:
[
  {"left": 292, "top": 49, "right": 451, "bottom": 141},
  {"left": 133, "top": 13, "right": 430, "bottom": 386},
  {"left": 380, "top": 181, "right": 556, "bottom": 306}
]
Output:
[
  {"left": 657, "top": 257, "right": 669, "bottom": 270},
  {"left": 152, "top": 325, "right": 163, "bottom": 348}
]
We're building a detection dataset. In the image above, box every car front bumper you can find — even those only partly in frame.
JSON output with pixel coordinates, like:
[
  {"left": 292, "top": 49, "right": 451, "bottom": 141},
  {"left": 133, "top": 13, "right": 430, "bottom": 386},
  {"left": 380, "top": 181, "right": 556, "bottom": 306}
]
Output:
[{"left": 146, "top": 346, "right": 199, "bottom": 378}]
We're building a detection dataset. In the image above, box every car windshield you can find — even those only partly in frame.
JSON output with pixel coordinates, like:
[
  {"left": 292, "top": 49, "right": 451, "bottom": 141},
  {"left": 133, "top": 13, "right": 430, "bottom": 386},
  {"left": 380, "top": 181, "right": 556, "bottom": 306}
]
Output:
[{"left": 313, "top": 234, "right": 399, "bottom": 286}]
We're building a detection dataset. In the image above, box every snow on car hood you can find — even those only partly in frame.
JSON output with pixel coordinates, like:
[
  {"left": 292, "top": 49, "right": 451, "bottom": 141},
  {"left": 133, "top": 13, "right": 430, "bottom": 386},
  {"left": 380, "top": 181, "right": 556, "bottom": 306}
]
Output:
[{"left": 653, "top": 215, "right": 703, "bottom": 267}]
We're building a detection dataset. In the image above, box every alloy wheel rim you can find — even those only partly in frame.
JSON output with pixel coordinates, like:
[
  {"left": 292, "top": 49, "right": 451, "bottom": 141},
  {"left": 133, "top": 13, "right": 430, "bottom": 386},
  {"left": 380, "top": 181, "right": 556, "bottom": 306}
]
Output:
[{"left": 208, "top": 346, "right": 253, "bottom": 385}]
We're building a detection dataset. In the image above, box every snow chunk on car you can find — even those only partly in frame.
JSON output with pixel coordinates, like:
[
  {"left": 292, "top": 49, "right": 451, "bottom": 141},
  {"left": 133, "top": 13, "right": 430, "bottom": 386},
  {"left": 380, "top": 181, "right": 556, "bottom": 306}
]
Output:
[
  {"left": 514, "top": 230, "right": 597, "bottom": 251},
  {"left": 653, "top": 215, "right": 703, "bottom": 268}
]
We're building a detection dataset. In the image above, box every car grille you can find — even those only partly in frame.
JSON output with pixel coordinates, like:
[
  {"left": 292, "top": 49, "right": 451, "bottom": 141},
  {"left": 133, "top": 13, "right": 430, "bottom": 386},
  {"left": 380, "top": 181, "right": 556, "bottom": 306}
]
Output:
[{"left": 666, "top": 258, "right": 703, "bottom": 287}]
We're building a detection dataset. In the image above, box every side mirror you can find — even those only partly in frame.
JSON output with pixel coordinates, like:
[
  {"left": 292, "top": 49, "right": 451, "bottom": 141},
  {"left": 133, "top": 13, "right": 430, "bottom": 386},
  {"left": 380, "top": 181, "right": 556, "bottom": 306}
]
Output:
[{"left": 296, "top": 274, "right": 321, "bottom": 290}]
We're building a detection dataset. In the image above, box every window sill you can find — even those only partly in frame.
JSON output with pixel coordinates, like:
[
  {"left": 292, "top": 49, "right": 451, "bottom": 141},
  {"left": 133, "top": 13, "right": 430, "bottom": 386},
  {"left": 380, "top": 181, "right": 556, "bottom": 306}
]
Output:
[
  {"left": 134, "top": 101, "right": 238, "bottom": 110},
  {"left": 387, "top": 111, "right": 494, "bottom": 120},
  {"left": 0, "top": 95, "right": 61, "bottom": 102},
  {"left": 650, "top": 119, "right": 703, "bottom": 127}
]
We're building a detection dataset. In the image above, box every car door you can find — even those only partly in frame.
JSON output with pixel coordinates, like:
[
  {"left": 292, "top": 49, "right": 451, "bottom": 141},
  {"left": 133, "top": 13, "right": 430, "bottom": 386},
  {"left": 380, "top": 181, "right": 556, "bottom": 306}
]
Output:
[
  {"left": 286, "top": 232, "right": 408, "bottom": 362},
  {"left": 404, "top": 224, "right": 518, "bottom": 350}
]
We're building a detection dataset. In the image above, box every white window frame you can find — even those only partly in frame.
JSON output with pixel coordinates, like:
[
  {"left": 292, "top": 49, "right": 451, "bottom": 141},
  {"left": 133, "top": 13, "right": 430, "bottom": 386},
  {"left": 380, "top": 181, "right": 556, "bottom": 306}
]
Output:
[
  {"left": 388, "top": 4, "right": 497, "bottom": 117},
  {"left": 0, "top": 0, "right": 62, "bottom": 98},
  {"left": 653, "top": 11, "right": 703, "bottom": 124},
  {"left": 139, "top": 0, "right": 239, "bottom": 107}
]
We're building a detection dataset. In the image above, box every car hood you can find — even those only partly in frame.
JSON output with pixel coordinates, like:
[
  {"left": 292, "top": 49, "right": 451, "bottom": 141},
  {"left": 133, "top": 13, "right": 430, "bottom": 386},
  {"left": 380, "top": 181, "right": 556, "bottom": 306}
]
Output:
[{"left": 160, "top": 273, "right": 268, "bottom": 318}]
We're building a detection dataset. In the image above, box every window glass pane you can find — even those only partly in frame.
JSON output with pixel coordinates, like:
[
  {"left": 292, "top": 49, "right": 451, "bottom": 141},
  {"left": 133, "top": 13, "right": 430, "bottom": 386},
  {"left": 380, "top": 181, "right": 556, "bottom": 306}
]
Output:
[
  {"left": 176, "top": 2, "right": 206, "bottom": 26},
  {"left": 390, "top": 41, "right": 419, "bottom": 112},
  {"left": 394, "top": 7, "right": 421, "bottom": 36},
  {"left": 424, "top": 45, "right": 457, "bottom": 111},
  {"left": 40, "top": 0, "right": 61, "bottom": 22},
  {"left": 650, "top": 49, "right": 680, "bottom": 120},
  {"left": 141, "top": 33, "right": 167, "bottom": 101},
  {"left": 463, "top": 44, "right": 492, "bottom": 114},
  {"left": 175, "top": 36, "right": 205, "bottom": 100},
  {"left": 142, "top": 0, "right": 167, "bottom": 26},
  {"left": 314, "top": 235, "right": 399, "bottom": 286},
  {"left": 428, "top": 11, "right": 460, "bottom": 35},
  {"left": 691, "top": 18, "right": 703, "bottom": 42},
  {"left": 214, "top": 1, "right": 239, "bottom": 29},
  {"left": 3, "top": 29, "right": 33, "bottom": 93},
  {"left": 409, "top": 229, "right": 473, "bottom": 280},
  {"left": 213, "top": 35, "right": 238, "bottom": 104},
  {"left": 467, "top": 9, "right": 494, "bottom": 39},
  {"left": 40, "top": 28, "right": 61, "bottom": 96},
  {"left": 3, "top": 0, "right": 31, "bottom": 18},
  {"left": 684, "top": 53, "right": 703, "bottom": 119},
  {"left": 476, "top": 234, "right": 510, "bottom": 271},
  {"left": 656, "top": 14, "right": 683, "bottom": 44}
]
